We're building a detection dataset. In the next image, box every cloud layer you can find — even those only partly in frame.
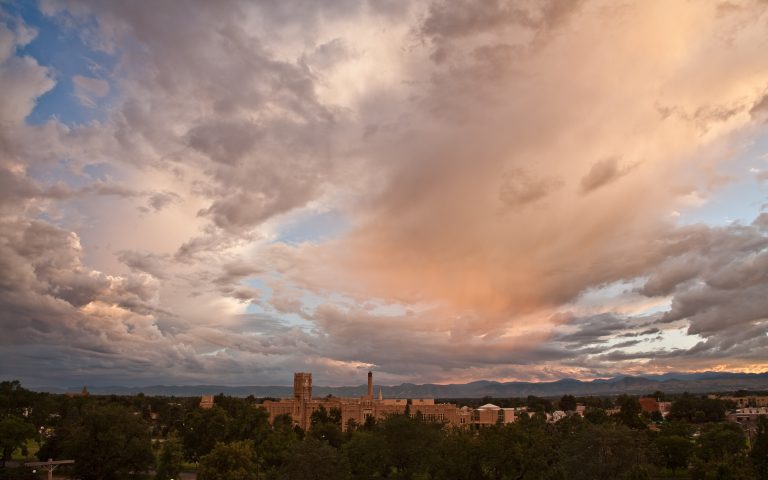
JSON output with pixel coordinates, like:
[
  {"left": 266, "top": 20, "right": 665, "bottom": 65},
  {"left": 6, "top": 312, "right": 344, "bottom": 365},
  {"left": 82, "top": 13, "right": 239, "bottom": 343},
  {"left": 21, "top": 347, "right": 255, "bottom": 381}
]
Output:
[{"left": 1, "top": 0, "right": 768, "bottom": 387}]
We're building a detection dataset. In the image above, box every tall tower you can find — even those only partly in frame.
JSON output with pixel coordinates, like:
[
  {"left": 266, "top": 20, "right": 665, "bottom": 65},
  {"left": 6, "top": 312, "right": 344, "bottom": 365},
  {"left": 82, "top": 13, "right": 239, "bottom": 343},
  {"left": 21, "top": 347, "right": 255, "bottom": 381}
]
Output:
[
  {"left": 367, "top": 371, "right": 373, "bottom": 399},
  {"left": 293, "top": 372, "right": 312, "bottom": 431},
  {"left": 294, "top": 372, "right": 312, "bottom": 401}
]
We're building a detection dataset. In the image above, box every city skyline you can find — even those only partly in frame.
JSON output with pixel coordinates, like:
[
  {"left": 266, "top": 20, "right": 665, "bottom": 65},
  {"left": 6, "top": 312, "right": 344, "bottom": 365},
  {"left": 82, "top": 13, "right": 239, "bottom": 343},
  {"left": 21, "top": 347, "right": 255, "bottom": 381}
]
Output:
[{"left": 2, "top": 0, "right": 768, "bottom": 388}]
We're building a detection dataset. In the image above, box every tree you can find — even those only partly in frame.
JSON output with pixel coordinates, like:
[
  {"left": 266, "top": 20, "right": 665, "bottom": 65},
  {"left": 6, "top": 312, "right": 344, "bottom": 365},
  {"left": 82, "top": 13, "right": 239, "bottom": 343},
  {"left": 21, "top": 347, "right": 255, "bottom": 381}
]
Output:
[
  {"left": 690, "top": 422, "right": 753, "bottom": 480},
  {"left": 655, "top": 434, "right": 693, "bottom": 471},
  {"left": 0, "top": 416, "right": 36, "bottom": 467},
  {"left": 343, "top": 431, "right": 389, "bottom": 479},
  {"left": 696, "top": 423, "right": 748, "bottom": 464},
  {"left": 526, "top": 395, "right": 554, "bottom": 413},
  {"left": 198, "top": 441, "right": 258, "bottom": 480},
  {"left": 616, "top": 395, "right": 645, "bottom": 429},
  {"left": 380, "top": 414, "right": 441, "bottom": 478},
  {"left": 754, "top": 416, "right": 768, "bottom": 480},
  {"left": 228, "top": 406, "right": 270, "bottom": 443},
  {"left": 261, "top": 414, "right": 299, "bottom": 476},
  {"left": 559, "top": 423, "right": 652, "bottom": 480},
  {"left": 432, "top": 429, "right": 481, "bottom": 480},
  {"left": 584, "top": 407, "right": 609, "bottom": 425},
  {"left": 155, "top": 437, "right": 183, "bottom": 480},
  {"left": 0, "top": 381, "right": 33, "bottom": 418},
  {"left": 559, "top": 395, "right": 577, "bottom": 412},
  {"left": 668, "top": 393, "right": 726, "bottom": 424},
  {"left": 308, "top": 422, "right": 344, "bottom": 449},
  {"left": 180, "top": 406, "right": 231, "bottom": 462},
  {"left": 62, "top": 403, "right": 154, "bottom": 480},
  {"left": 280, "top": 438, "right": 351, "bottom": 480}
]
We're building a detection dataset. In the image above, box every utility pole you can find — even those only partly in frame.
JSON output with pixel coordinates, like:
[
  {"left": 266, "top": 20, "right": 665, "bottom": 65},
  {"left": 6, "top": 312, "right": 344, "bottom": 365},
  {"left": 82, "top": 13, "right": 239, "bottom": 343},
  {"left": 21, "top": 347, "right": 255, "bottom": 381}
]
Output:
[{"left": 25, "top": 458, "right": 74, "bottom": 480}]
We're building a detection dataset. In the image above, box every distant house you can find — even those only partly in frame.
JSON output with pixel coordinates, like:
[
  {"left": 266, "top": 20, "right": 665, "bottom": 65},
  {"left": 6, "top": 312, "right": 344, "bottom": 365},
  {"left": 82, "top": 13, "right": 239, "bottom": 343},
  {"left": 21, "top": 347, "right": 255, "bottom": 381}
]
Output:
[
  {"left": 639, "top": 397, "right": 658, "bottom": 413},
  {"left": 66, "top": 386, "right": 90, "bottom": 398},
  {"left": 199, "top": 394, "right": 214, "bottom": 409}
]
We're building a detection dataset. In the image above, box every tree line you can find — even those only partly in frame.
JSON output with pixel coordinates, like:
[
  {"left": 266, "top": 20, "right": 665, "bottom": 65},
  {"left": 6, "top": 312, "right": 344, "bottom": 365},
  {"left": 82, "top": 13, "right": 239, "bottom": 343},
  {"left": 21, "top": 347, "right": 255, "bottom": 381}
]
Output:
[{"left": 1, "top": 380, "right": 767, "bottom": 479}]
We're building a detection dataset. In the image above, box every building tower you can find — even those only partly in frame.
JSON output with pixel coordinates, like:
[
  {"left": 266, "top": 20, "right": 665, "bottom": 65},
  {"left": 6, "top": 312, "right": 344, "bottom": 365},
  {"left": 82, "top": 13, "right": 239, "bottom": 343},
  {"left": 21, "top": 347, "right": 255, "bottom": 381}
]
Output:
[
  {"left": 294, "top": 372, "right": 312, "bottom": 401},
  {"left": 367, "top": 371, "right": 373, "bottom": 399},
  {"left": 293, "top": 372, "right": 312, "bottom": 430}
]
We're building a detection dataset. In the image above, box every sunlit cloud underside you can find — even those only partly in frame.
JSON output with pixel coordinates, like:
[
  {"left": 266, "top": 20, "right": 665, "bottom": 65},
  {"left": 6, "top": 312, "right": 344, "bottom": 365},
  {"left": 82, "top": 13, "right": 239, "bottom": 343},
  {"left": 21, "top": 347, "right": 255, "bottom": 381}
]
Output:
[{"left": 1, "top": 0, "right": 768, "bottom": 387}]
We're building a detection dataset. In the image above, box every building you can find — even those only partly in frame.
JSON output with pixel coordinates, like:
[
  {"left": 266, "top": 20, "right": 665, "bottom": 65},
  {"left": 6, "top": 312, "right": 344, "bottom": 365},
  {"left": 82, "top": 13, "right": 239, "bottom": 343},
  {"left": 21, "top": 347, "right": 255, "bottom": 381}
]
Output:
[
  {"left": 716, "top": 395, "right": 768, "bottom": 408},
  {"left": 728, "top": 407, "right": 768, "bottom": 438},
  {"left": 468, "top": 403, "right": 520, "bottom": 427},
  {"left": 729, "top": 407, "right": 768, "bottom": 423},
  {"left": 263, "top": 372, "right": 464, "bottom": 431},
  {"left": 66, "top": 386, "right": 90, "bottom": 398},
  {"left": 639, "top": 397, "right": 658, "bottom": 413},
  {"left": 199, "top": 394, "right": 214, "bottom": 409}
]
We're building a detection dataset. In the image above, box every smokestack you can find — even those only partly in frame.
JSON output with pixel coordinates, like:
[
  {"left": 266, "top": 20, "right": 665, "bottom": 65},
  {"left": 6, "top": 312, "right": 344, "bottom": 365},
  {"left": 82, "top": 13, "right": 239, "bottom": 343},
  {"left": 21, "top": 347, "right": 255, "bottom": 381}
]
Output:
[{"left": 367, "top": 371, "right": 373, "bottom": 399}]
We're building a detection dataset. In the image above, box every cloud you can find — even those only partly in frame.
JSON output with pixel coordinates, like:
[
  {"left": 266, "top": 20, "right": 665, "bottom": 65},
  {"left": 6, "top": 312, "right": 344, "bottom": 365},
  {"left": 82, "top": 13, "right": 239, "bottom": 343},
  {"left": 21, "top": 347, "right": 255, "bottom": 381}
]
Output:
[
  {"left": 750, "top": 90, "right": 768, "bottom": 122},
  {"left": 580, "top": 157, "right": 634, "bottom": 193},
  {"left": 3, "top": 0, "right": 768, "bottom": 387},
  {"left": 72, "top": 74, "right": 109, "bottom": 107},
  {"left": 498, "top": 168, "right": 562, "bottom": 208}
]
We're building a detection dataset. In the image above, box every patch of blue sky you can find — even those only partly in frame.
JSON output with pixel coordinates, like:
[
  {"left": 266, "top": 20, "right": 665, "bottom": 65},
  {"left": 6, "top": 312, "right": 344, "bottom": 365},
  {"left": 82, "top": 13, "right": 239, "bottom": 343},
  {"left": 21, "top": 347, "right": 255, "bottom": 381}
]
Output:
[
  {"left": 569, "top": 278, "right": 651, "bottom": 314},
  {"left": 27, "top": 158, "right": 118, "bottom": 188},
  {"left": 244, "top": 278, "right": 273, "bottom": 303},
  {"left": 4, "top": 1, "right": 118, "bottom": 126},
  {"left": 274, "top": 209, "right": 349, "bottom": 245},
  {"left": 675, "top": 131, "right": 768, "bottom": 227},
  {"left": 607, "top": 326, "right": 703, "bottom": 355}
]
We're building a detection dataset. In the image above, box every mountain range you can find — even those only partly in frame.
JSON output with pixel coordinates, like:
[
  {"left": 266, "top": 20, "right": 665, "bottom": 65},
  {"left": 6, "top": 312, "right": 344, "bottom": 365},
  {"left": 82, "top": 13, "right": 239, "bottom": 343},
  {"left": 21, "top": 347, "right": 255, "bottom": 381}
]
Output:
[{"left": 31, "top": 371, "right": 768, "bottom": 398}]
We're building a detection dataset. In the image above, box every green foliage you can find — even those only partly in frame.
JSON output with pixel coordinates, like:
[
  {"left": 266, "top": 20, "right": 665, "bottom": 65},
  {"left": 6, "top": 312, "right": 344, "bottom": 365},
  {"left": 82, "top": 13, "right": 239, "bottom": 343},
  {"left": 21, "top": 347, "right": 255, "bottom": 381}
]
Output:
[
  {"left": 61, "top": 403, "right": 154, "bottom": 480},
  {"left": 559, "top": 422, "right": 653, "bottom": 480},
  {"left": 689, "top": 422, "right": 753, "bottom": 480},
  {"left": 655, "top": 434, "right": 694, "bottom": 470},
  {"left": 279, "top": 438, "right": 351, "bottom": 480},
  {"left": 380, "top": 414, "right": 441, "bottom": 478},
  {"left": 343, "top": 430, "right": 389, "bottom": 479},
  {"left": 308, "top": 422, "right": 344, "bottom": 448},
  {"left": 260, "top": 414, "right": 299, "bottom": 475},
  {"left": 2, "top": 380, "right": 764, "bottom": 480},
  {"left": 653, "top": 421, "right": 697, "bottom": 472},
  {"left": 0, "top": 381, "right": 33, "bottom": 418},
  {"left": 155, "top": 437, "right": 183, "bottom": 480},
  {"left": 668, "top": 393, "right": 726, "bottom": 423},
  {"left": 696, "top": 422, "right": 748, "bottom": 463},
  {"left": 558, "top": 395, "right": 577, "bottom": 412},
  {"left": 616, "top": 395, "right": 645, "bottom": 429},
  {"left": 583, "top": 406, "right": 609, "bottom": 424},
  {"left": 0, "top": 417, "right": 36, "bottom": 467},
  {"left": 228, "top": 406, "right": 270, "bottom": 444},
  {"left": 180, "top": 406, "right": 230, "bottom": 462},
  {"left": 526, "top": 396, "right": 554, "bottom": 413},
  {"left": 753, "top": 416, "right": 768, "bottom": 479},
  {"left": 432, "top": 429, "right": 481, "bottom": 480},
  {"left": 198, "top": 441, "right": 258, "bottom": 480},
  {"left": 0, "top": 467, "right": 38, "bottom": 480}
]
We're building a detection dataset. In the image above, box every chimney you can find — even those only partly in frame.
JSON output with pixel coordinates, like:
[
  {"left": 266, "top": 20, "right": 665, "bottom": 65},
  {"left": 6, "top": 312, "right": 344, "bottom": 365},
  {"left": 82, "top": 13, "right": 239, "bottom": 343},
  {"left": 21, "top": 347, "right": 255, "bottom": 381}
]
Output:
[{"left": 367, "top": 371, "right": 373, "bottom": 399}]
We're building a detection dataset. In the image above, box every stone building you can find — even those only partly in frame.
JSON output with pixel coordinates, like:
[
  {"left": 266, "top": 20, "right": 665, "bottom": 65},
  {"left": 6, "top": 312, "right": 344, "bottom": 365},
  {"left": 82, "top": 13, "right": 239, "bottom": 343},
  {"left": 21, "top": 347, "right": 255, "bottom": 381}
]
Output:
[{"left": 263, "top": 371, "right": 463, "bottom": 431}]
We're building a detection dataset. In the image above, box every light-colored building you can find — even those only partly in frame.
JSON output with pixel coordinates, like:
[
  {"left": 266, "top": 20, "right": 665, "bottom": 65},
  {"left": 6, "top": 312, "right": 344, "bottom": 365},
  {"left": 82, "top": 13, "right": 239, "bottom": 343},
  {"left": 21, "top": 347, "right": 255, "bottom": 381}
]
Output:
[{"left": 716, "top": 395, "right": 768, "bottom": 408}]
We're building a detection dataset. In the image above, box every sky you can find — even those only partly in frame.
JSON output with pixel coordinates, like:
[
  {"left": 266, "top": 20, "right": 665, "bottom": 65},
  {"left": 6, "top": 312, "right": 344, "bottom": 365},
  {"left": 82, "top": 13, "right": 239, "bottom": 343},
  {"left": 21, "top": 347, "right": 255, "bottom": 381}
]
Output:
[{"left": 1, "top": 0, "right": 768, "bottom": 389}]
